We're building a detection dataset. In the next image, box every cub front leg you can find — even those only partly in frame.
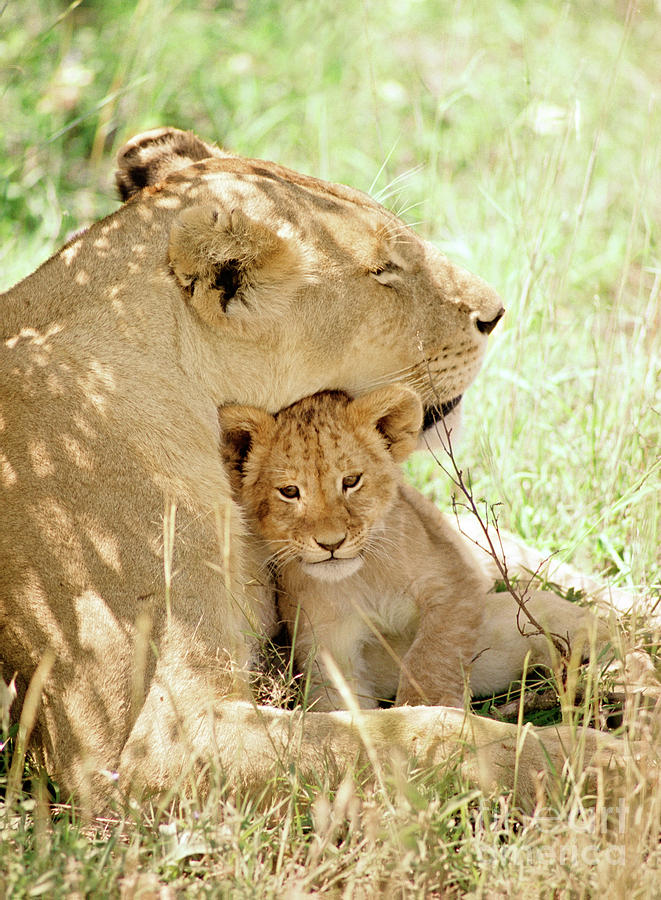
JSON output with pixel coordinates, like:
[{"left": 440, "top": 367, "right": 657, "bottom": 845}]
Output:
[
  {"left": 395, "top": 616, "right": 470, "bottom": 708},
  {"left": 300, "top": 632, "right": 380, "bottom": 712},
  {"left": 306, "top": 662, "right": 379, "bottom": 711},
  {"left": 396, "top": 636, "right": 467, "bottom": 708},
  {"left": 279, "top": 588, "right": 378, "bottom": 711},
  {"left": 396, "top": 582, "right": 482, "bottom": 708}
]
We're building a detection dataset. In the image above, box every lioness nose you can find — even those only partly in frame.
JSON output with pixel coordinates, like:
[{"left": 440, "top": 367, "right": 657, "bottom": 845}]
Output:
[
  {"left": 316, "top": 535, "right": 346, "bottom": 554},
  {"left": 475, "top": 307, "right": 505, "bottom": 335}
]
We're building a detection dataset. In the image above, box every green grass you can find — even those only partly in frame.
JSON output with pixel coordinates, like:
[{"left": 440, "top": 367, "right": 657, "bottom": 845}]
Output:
[{"left": 2, "top": 0, "right": 661, "bottom": 895}]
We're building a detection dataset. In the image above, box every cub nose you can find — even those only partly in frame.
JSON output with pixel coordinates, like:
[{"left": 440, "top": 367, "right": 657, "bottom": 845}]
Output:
[
  {"left": 475, "top": 307, "right": 505, "bottom": 335},
  {"left": 315, "top": 535, "right": 346, "bottom": 554}
]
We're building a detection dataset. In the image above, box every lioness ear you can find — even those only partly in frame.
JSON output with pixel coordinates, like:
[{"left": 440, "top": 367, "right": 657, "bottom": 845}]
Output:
[
  {"left": 115, "top": 127, "right": 231, "bottom": 200},
  {"left": 218, "top": 405, "right": 275, "bottom": 491},
  {"left": 169, "top": 205, "right": 311, "bottom": 331},
  {"left": 351, "top": 384, "right": 423, "bottom": 462}
]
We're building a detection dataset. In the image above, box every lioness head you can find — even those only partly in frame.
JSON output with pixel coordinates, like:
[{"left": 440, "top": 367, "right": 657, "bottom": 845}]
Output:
[
  {"left": 219, "top": 384, "right": 421, "bottom": 582},
  {"left": 114, "top": 128, "right": 504, "bottom": 444}
]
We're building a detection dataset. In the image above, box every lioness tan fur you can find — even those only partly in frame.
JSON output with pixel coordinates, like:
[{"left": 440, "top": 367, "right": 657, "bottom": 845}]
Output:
[
  {"left": 0, "top": 128, "right": 634, "bottom": 811},
  {"left": 219, "top": 385, "right": 606, "bottom": 712}
]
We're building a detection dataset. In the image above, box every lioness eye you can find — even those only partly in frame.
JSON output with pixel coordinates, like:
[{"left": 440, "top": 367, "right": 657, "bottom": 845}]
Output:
[
  {"left": 370, "top": 260, "right": 401, "bottom": 286},
  {"left": 342, "top": 474, "right": 362, "bottom": 491},
  {"left": 278, "top": 485, "right": 300, "bottom": 500}
]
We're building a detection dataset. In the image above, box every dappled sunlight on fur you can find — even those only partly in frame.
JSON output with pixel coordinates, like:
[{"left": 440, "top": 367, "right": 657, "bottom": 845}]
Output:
[{"left": 1, "top": 127, "right": 655, "bottom": 817}]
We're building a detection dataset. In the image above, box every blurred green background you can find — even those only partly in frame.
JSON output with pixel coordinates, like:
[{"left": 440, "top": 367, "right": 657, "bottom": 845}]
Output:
[{"left": 2, "top": 0, "right": 660, "bottom": 588}]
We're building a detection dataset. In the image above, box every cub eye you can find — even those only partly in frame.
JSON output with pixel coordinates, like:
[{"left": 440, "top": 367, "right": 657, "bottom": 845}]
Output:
[
  {"left": 278, "top": 485, "right": 300, "bottom": 500},
  {"left": 342, "top": 473, "right": 362, "bottom": 491}
]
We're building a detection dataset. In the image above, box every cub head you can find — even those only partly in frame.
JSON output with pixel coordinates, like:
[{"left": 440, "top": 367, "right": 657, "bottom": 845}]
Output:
[{"left": 219, "top": 384, "right": 422, "bottom": 582}]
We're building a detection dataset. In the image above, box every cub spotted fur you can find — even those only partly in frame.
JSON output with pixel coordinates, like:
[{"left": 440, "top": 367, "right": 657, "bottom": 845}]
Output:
[{"left": 219, "top": 385, "right": 604, "bottom": 712}]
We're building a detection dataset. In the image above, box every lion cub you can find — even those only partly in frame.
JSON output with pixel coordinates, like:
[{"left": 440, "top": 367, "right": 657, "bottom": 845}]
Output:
[{"left": 219, "top": 384, "right": 487, "bottom": 711}]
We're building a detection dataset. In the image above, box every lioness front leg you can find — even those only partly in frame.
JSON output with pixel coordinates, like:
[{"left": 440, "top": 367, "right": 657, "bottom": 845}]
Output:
[{"left": 118, "top": 691, "right": 632, "bottom": 814}]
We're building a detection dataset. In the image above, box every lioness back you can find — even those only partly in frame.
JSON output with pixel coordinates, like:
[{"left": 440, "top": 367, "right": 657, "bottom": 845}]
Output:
[{"left": 219, "top": 384, "right": 487, "bottom": 710}]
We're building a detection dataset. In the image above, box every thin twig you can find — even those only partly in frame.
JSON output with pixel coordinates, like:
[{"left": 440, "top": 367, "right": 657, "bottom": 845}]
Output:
[{"left": 420, "top": 353, "right": 571, "bottom": 666}]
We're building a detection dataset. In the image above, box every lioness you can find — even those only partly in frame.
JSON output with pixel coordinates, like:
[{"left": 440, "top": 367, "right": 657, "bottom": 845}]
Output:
[
  {"left": 219, "top": 385, "right": 604, "bottom": 712},
  {"left": 0, "top": 128, "right": 626, "bottom": 810}
]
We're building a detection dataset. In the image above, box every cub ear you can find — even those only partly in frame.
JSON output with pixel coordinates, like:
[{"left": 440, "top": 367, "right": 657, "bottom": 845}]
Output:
[
  {"left": 350, "top": 384, "right": 423, "bottom": 463},
  {"left": 115, "top": 127, "right": 231, "bottom": 200},
  {"left": 218, "top": 404, "right": 275, "bottom": 491},
  {"left": 169, "top": 205, "right": 311, "bottom": 331}
]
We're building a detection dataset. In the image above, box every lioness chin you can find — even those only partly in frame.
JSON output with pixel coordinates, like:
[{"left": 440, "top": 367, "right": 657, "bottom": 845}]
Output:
[{"left": 0, "top": 127, "right": 639, "bottom": 812}]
